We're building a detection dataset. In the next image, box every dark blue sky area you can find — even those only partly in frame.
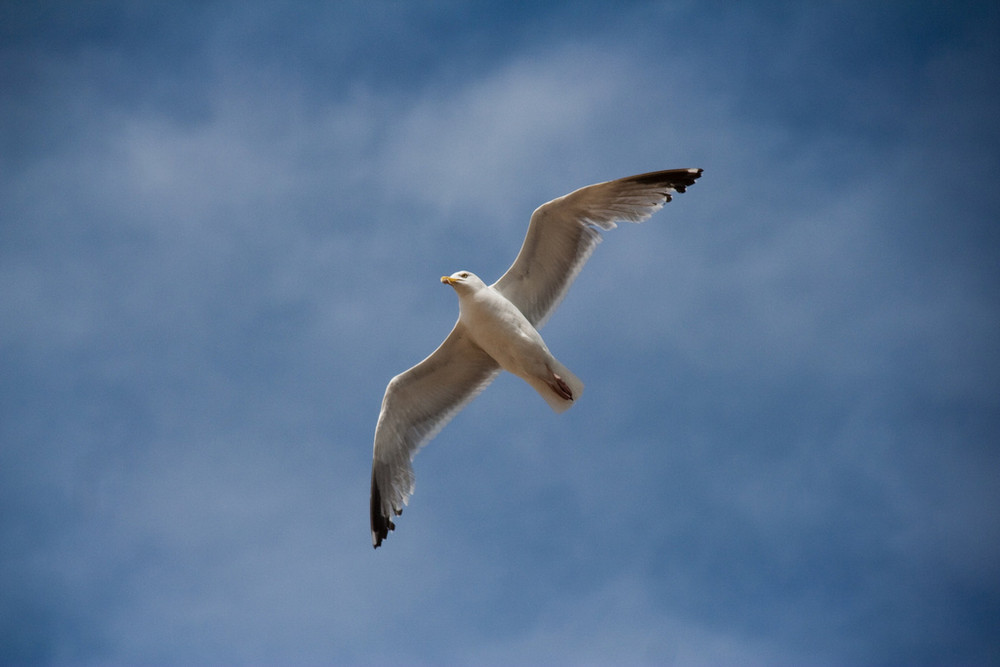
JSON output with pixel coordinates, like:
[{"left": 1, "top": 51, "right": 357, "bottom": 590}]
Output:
[{"left": 2, "top": 2, "right": 998, "bottom": 664}]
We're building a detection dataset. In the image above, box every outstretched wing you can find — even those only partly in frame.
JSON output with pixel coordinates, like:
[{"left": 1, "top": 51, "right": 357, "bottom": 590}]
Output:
[
  {"left": 370, "top": 322, "right": 500, "bottom": 548},
  {"left": 493, "top": 168, "right": 702, "bottom": 327}
]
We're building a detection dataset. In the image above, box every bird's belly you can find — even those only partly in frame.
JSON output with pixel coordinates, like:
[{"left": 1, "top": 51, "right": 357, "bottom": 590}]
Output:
[{"left": 464, "top": 303, "right": 551, "bottom": 378}]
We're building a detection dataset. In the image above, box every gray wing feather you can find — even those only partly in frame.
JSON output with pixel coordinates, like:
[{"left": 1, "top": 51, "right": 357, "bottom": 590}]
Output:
[
  {"left": 370, "top": 322, "right": 499, "bottom": 547},
  {"left": 493, "top": 168, "right": 702, "bottom": 327}
]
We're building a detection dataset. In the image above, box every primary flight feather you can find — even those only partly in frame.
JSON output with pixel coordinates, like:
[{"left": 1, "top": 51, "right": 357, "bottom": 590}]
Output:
[{"left": 370, "top": 168, "right": 703, "bottom": 548}]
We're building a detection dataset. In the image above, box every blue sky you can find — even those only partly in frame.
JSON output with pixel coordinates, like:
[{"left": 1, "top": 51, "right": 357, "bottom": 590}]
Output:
[{"left": 2, "top": 1, "right": 999, "bottom": 664}]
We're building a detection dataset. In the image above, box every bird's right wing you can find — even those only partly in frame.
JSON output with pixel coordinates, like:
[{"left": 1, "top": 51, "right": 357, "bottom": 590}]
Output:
[{"left": 370, "top": 322, "right": 500, "bottom": 548}]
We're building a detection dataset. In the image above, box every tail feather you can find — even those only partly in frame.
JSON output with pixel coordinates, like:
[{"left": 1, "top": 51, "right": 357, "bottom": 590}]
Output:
[{"left": 526, "top": 359, "right": 584, "bottom": 413}]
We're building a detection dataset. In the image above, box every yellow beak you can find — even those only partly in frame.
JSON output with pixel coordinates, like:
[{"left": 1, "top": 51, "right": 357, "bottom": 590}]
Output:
[{"left": 441, "top": 276, "right": 455, "bottom": 285}]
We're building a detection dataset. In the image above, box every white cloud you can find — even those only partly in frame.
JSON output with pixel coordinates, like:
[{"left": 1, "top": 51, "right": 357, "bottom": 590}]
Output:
[{"left": 2, "top": 2, "right": 998, "bottom": 664}]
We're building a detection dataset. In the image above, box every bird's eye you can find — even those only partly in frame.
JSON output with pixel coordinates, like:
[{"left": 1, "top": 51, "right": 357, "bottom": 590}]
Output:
[{"left": 460, "top": 272, "right": 469, "bottom": 278}]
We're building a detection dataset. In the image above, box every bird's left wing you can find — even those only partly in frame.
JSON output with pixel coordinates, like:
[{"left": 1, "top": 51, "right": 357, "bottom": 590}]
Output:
[
  {"left": 370, "top": 322, "right": 500, "bottom": 548},
  {"left": 493, "top": 168, "right": 702, "bottom": 327}
]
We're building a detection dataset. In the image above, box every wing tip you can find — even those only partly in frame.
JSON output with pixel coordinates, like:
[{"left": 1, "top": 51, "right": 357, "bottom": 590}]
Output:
[
  {"left": 622, "top": 167, "right": 703, "bottom": 194},
  {"left": 370, "top": 470, "right": 397, "bottom": 549},
  {"left": 674, "top": 168, "right": 703, "bottom": 193}
]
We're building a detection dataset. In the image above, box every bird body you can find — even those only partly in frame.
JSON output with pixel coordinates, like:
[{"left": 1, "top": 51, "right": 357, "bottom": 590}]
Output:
[
  {"left": 370, "top": 168, "right": 703, "bottom": 548},
  {"left": 443, "top": 272, "right": 583, "bottom": 413}
]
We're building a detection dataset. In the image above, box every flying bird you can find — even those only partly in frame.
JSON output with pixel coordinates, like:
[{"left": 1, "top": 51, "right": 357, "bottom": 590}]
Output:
[{"left": 370, "top": 168, "right": 703, "bottom": 548}]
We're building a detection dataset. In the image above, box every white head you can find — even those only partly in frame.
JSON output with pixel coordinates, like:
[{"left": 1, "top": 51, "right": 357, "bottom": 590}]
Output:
[{"left": 440, "top": 271, "right": 486, "bottom": 293}]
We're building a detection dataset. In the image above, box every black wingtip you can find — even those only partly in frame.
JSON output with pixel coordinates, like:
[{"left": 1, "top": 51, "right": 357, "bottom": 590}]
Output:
[
  {"left": 370, "top": 470, "right": 394, "bottom": 549},
  {"left": 624, "top": 167, "right": 703, "bottom": 190}
]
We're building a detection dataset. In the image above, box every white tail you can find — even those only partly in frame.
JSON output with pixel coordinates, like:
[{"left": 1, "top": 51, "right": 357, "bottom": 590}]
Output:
[{"left": 525, "top": 359, "right": 584, "bottom": 413}]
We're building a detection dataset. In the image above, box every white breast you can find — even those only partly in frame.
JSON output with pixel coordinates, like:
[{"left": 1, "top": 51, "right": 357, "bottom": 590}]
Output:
[{"left": 459, "top": 287, "right": 553, "bottom": 379}]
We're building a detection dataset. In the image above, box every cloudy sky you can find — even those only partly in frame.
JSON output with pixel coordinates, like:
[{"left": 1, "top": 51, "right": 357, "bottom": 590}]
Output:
[{"left": 2, "top": 1, "right": 999, "bottom": 664}]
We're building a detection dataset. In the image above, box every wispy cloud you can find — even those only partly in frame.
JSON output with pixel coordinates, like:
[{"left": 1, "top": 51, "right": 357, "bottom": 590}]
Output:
[{"left": 1, "top": 1, "right": 998, "bottom": 664}]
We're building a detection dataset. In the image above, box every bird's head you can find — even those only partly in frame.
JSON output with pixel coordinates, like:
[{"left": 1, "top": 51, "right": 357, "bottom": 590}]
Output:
[{"left": 440, "top": 271, "right": 484, "bottom": 291}]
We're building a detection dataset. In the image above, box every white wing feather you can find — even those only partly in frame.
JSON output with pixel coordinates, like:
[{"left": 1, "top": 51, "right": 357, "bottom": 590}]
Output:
[
  {"left": 370, "top": 322, "right": 499, "bottom": 547},
  {"left": 493, "top": 168, "right": 703, "bottom": 327}
]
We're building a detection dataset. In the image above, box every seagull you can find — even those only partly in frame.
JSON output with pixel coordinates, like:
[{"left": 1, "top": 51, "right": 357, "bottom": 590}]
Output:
[{"left": 370, "top": 168, "right": 703, "bottom": 548}]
